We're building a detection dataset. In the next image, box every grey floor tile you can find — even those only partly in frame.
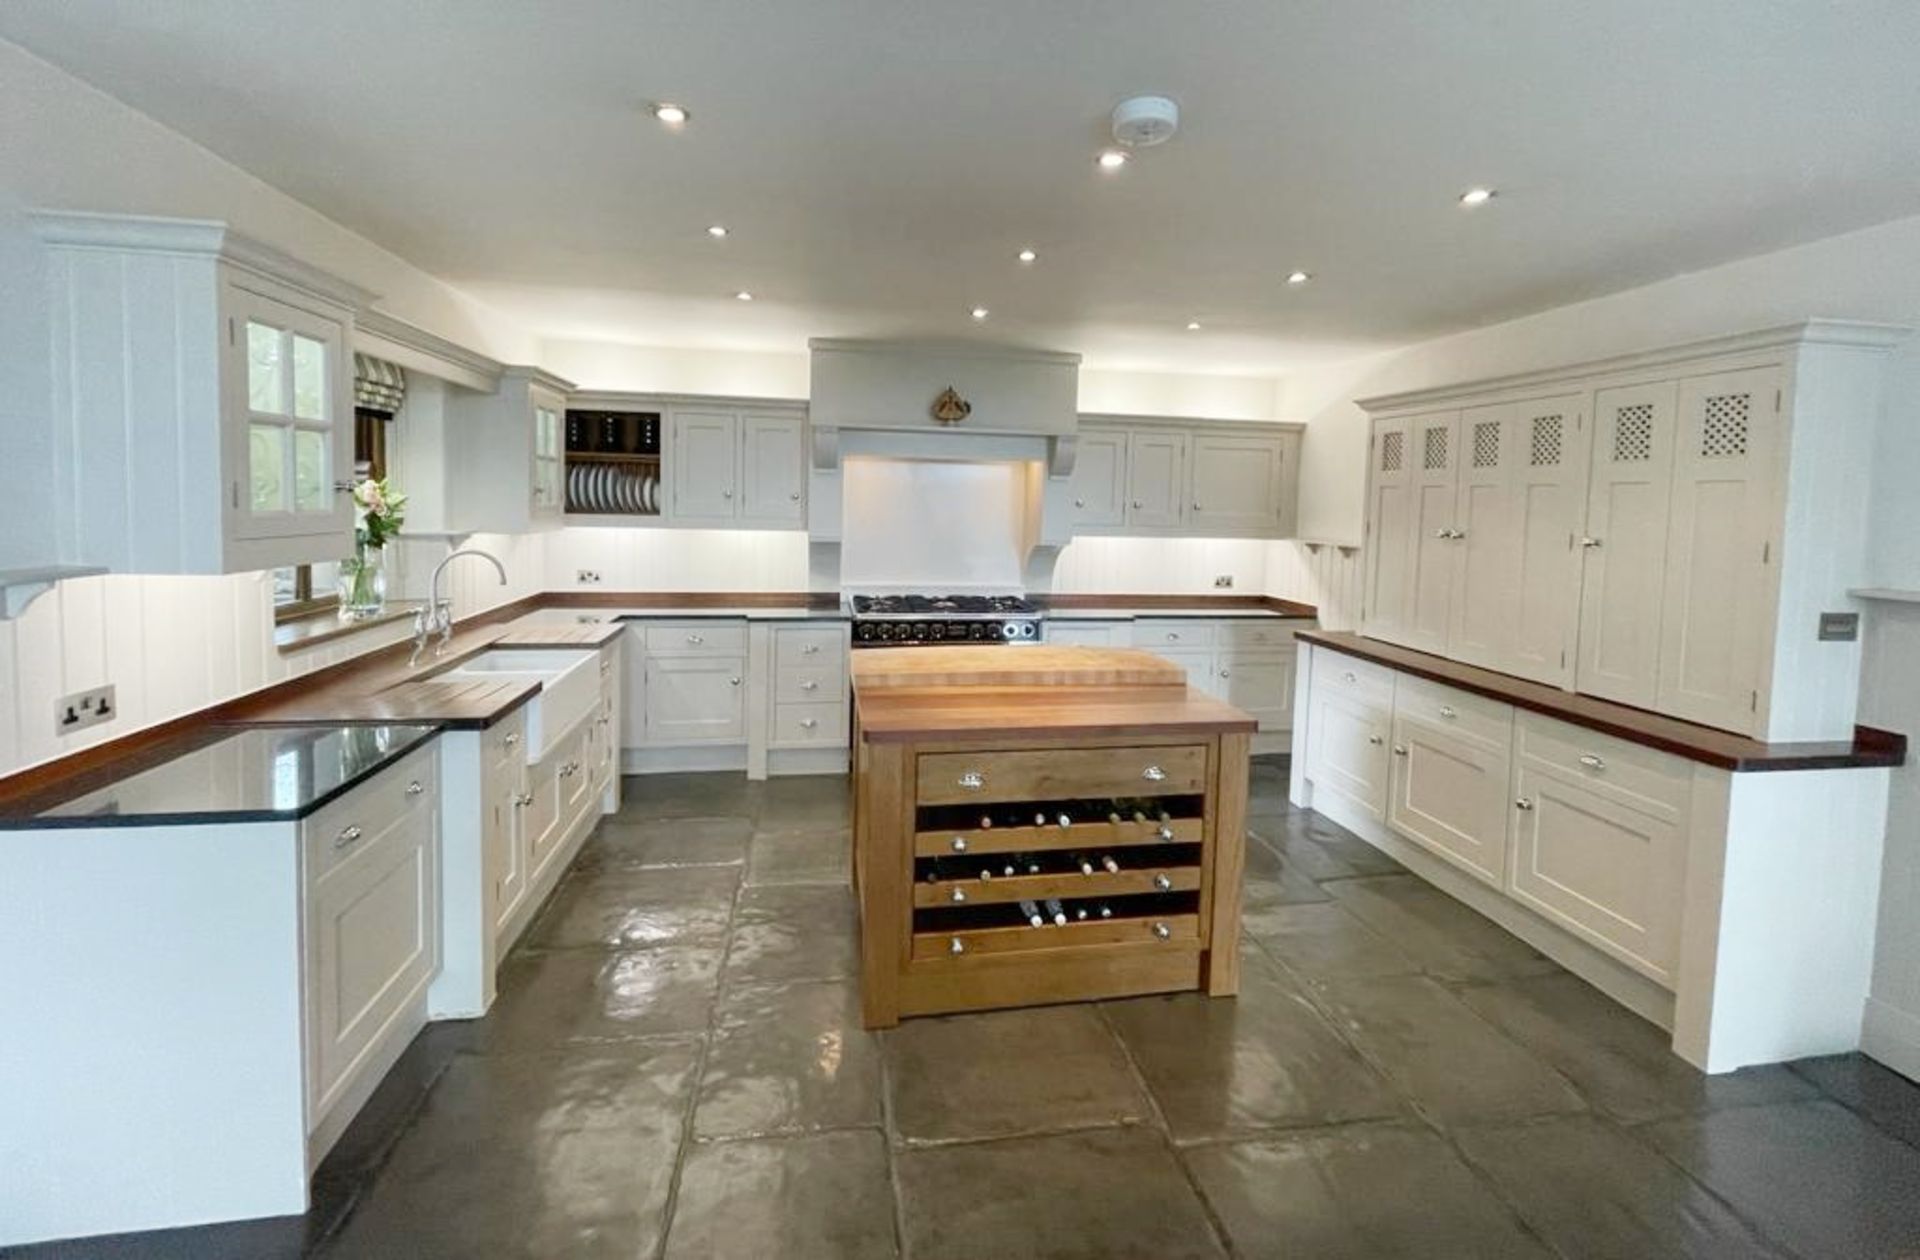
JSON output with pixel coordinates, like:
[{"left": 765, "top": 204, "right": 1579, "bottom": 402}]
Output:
[
  {"left": 1456, "top": 1114, "right": 1791, "bottom": 1259},
  {"left": 745, "top": 825, "right": 851, "bottom": 886},
  {"left": 325, "top": 1043, "right": 700, "bottom": 1259},
  {"left": 753, "top": 773, "right": 850, "bottom": 831},
  {"left": 1249, "top": 899, "right": 1422, "bottom": 980},
  {"left": 664, "top": 1131, "right": 896, "bottom": 1260},
  {"left": 724, "top": 882, "right": 859, "bottom": 984},
  {"left": 525, "top": 864, "right": 739, "bottom": 950},
  {"left": 1240, "top": 869, "right": 1333, "bottom": 939},
  {"left": 1246, "top": 815, "right": 1364, "bottom": 880},
  {"left": 886, "top": 1005, "right": 1150, "bottom": 1142},
  {"left": 1309, "top": 974, "right": 1586, "bottom": 1125},
  {"left": 1292, "top": 812, "right": 1406, "bottom": 875},
  {"left": 1457, "top": 974, "right": 1817, "bottom": 1123},
  {"left": 579, "top": 816, "right": 751, "bottom": 868},
  {"left": 897, "top": 1127, "right": 1226, "bottom": 1260},
  {"left": 1103, "top": 954, "right": 1403, "bottom": 1141},
  {"left": 1790, "top": 1052, "right": 1920, "bottom": 1149},
  {"left": 695, "top": 979, "right": 882, "bottom": 1136},
  {"left": 469, "top": 943, "right": 722, "bottom": 1049},
  {"left": 1642, "top": 1098, "right": 1920, "bottom": 1260},
  {"left": 1185, "top": 1123, "right": 1550, "bottom": 1259},
  {"left": 317, "top": 1020, "right": 468, "bottom": 1175},
  {"left": 1326, "top": 874, "right": 1556, "bottom": 982},
  {"left": 616, "top": 771, "right": 758, "bottom": 821}
]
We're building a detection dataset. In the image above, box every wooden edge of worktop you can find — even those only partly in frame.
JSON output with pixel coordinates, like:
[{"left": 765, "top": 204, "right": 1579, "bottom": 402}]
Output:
[
  {"left": 1298, "top": 629, "right": 1907, "bottom": 773},
  {"left": 1038, "top": 593, "right": 1318, "bottom": 618},
  {"left": 853, "top": 683, "right": 1259, "bottom": 743},
  {"left": 543, "top": 590, "right": 841, "bottom": 610},
  {"left": 851, "top": 645, "right": 1188, "bottom": 689}
]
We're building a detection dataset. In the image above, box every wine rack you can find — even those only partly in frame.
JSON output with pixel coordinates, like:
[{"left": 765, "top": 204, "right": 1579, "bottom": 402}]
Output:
[{"left": 853, "top": 731, "right": 1251, "bottom": 1027}]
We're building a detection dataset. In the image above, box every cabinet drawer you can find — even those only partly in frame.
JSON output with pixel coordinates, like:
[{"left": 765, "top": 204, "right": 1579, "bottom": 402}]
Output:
[
  {"left": 1134, "top": 619, "right": 1215, "bottom": 648},
  {"left": 775, "top": 626, "right": 846, "bottom": 667},
  {"left": 303, "top": 744, "right": 437, "bottom": 883},
  {"left": 1515, "top": 712, "right": 1691, "bottom": 815},
  {"left": 913, "top": 912, "right": 1199, "bottom": 962},
  {"left": 773, "top": 701, "right": 845, "bottom": 745},
  {"left": 1311, "top": 647, "right": 1395, "bottom": 709},
  {"left": 643, "top": 622, "right": 749, "bottom": 655},
  {"left": 1219, "top": 620, "right": 1299, "bottom": 649},
  {"left": 1044, "top": 621, "right": 1127, "bottom": 647},
  {"left": 916, "top": 745, "right": 1207, "bottom": 805},
  {"left": 1392, "top": 674, "right": 1513, "bottom": 751},
  {"left": 775, "top": 664, "right": 845, "bottom": 703}
]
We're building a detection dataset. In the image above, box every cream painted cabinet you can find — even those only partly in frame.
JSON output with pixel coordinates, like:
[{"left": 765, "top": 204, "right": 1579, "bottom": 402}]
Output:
[
  {"left": 1307, "top": 688, "right": 1391, "bottom": 822},
  {"left": 740, "top": 412, "right": 807, "bottom": 525},
  {"left": 1362, "top": 415, "right": 1416, "bottom": 642},
  {"left": 1447, "top": 402, "right": 1519, "bottom": 672},
  {"left": 530, "top": 389, "right": 565, "bottom": 522},
  {"left": 1386, "top": 679, "right": 1513, "bottom": 888},
  {"left": 1069, "top": 430, "right": 1128, "bottom": 528},
  {"left": 1218, "top": 651, "right": 1295, "bottom": 730},
  {"left": 645, "top": 656, "right": 748, "bottom": 744},
  {"left": 1126, "top": 429, "right": 1189, "bottom": 529},
  {"left": 1655, "top": 368, "right": 1780, "bottom": 732},
  {"left": 483, "top": 713, "right": 529, "bottom": 937},
  {"left": 669, "top": 409, "right": 740, "bottom": 521},
  {"left": 1044, "top": 619, "right": 1128, "bottom": 647},
  {"left": 1577, "top": 382, "right": 1679, "bottom": 707},
  {"left": 1152, "top": 646, "right": 1219, "bottom": 696},
  {"left": 1506, "top": 394, "right": 1590, "bottom": 686},
  {"left": 1404, "top": 411, "right": 1461, "bottom": 655},
  {"left": 1189, "top": 433, "right": 1287, "bottom": 532},
  {"left": 441, "top": 367, "right": 578, "bottom": 535}
]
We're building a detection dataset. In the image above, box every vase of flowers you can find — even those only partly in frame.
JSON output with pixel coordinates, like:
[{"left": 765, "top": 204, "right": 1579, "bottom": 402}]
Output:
[{"left": 338, "top": 476, "right": 407, "bottom": 619}]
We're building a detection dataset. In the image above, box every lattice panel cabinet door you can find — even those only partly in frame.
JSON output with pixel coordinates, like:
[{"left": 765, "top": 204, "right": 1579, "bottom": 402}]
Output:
[
  {"left": 1577, "top": 381, "right": 1679, "bottom": 708},
  {"left": 1505, "top": 393, "right": 1592, "bottom": 687},
  {"left": 1446, "top": 402, "right": 1519, "bottom": 672},
  {"left": 1404, "top": 410, "right": 1462, "bottom": 655},
  {"left": 1361, "top": 415, "right": 1416, "bottom": 644},
  {"left": 1657, "top": 367, "right": 1781, "bottom": 733}
]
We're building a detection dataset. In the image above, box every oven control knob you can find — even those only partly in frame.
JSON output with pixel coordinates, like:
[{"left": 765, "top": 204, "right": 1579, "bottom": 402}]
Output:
[{"left": 999, "top": 621, "right": 1018, "bottom": 640}]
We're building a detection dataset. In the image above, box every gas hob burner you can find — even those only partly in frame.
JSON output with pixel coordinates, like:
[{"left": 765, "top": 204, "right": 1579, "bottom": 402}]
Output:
[{"left": 849, "top": 593, "right": 1044, "bottom": 647}]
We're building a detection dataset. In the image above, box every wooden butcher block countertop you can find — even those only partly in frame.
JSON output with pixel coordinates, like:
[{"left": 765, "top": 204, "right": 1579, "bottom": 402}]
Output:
[{"left": 852, "top": 646, "right": 1256, "bottom": 742}]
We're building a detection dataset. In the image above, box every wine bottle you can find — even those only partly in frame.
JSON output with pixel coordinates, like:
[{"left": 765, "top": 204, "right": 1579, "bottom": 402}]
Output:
[
  {"left": 978, "top": 812, "right": 995, "bottom": 830},
  {"left": 1101, "top": 854, "right": 1120, "bottom": 874},
  {"left": 979, "top": 866, "right": 994, "bottom": 881},
  {"left": 1074, "top": 906, "right": 1089, "bottom": 921},
  {"left": 1032, "top": 809, "right": 1049, "bottom": 829},
  {"left": 1018, "top": 899, "right": 1044, "bottom": 928},
  {"left": 1098, "top": 902, "right": 1114, "bottom": 919},
  {"left": 1056, "top": 809, "right": 1073, "bottom": 829},
  {"left": 1044, "top": 897, "right": 1068, "bottom": 926},
  {"left": 1076, "top": 855, "right": 1095, "bottom": 876}
]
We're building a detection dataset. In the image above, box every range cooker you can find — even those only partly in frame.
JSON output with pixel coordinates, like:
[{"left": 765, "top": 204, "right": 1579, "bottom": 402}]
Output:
[{"left": 849, "top": 594, "right": 1044, "bottom": 647}]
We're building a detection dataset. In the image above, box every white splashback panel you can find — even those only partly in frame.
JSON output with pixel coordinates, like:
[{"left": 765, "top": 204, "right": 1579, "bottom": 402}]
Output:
[{"left": 840, "top": 458, "right": 1029, "bottom": 592}]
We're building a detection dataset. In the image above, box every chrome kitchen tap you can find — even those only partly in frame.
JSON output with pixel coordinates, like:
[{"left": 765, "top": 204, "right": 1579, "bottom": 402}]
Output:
[{"left": 411, "top": 548, "right": 508, "bottom": 666}]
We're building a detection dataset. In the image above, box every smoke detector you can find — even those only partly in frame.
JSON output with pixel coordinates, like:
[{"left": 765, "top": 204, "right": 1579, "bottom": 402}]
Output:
[{"left": 1111, "top": 95, "right": 1180, "bottom": 148}]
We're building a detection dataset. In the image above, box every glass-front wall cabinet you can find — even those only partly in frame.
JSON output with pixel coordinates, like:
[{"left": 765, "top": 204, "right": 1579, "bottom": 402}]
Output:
[{"left": 230, "top": 283, "right": 353, "bottom": 545}]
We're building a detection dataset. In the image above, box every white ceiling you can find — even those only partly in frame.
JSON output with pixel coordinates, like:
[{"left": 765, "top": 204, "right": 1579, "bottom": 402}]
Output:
[{"left": 6, "top": 1, "right": 1920, "bottom": 374}]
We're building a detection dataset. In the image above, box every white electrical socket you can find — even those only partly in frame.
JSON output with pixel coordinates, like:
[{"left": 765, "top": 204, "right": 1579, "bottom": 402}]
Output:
[
  {"left": 1213, "top": 575, "right": 1234, "bottom": 588},
  {"left": 577, "top": 569, "right": 603, "bottom": 585},
  {"left": 56, "top": 685, "right": 117, "bottom": 736}
]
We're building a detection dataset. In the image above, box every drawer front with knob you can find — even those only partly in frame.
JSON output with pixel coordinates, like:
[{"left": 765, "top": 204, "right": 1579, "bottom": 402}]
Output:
[
  {"left": 643, "top": 622, "right": 749, "bottom": 656},
  {"left": 776, "top": 665, "right": 845, "bottom": 704},
  {"left": 773, "top": 701, "right": 845, "bottom": 747},
  {"left": 303, "top": 743, "right": 438, "bottom": 882},
  {"left": 1133, "top": 619, "right": 1217, "bottom": 648},
  {"left": 1391, "top": 674, "right": 1513, "bottom": 751},
  {"left": 915, "top": 745, "right": 1207, "bottom": 805},
  {"left": 775, "top": 626, "right": 847, "bottom": 668},
  {"left": 1514, "top": 711, "right": 1690, "bottom": 815},
  {"left": 1310, "top": 647, "right": 1395, "bottom": 709}
]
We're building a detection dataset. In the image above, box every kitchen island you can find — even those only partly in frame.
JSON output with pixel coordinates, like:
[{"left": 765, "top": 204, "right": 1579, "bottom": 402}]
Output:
[{"left": 851, "top": 645, "right": 1256, "bottom": 1027}]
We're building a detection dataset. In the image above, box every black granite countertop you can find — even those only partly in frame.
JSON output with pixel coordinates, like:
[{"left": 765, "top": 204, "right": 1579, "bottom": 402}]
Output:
[{"left": 0, "top": 723, "right": 441, "bottom": 829}]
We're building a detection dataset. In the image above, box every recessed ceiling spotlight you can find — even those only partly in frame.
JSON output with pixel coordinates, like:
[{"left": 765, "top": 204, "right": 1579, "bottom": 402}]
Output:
[
  {"left": 651, "top": 102, "right": 689, "bottom": 125},
  {"left": 1186, "top": 321, "right": 1202, "bottom": 331},
  {"left": 1286, "top": 270, "right": 1312, "bottom": 286},
  {"left": 734, "top": 290, "right": 754, "bottom": 302},
  {"left": 1096, "top": 149, "right": 1130, "bottom": 170},
  {"left": 970, "top": 307, "right": 990, "bottom": 321},
  {"left": 1459, "top": 187, "right": 1495, "bottom": 207},
  {"left": 706, "top": 224, "right": 728, "bottom": 238},
  {"left": 1017, "top": 248, "right": 1037, "bottom": 264}
]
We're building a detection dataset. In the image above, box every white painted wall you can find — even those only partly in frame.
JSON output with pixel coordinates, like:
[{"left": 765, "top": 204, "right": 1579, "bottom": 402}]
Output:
[{"left": 1860, "top": 602, "right": 1920, "bottom": 1081}]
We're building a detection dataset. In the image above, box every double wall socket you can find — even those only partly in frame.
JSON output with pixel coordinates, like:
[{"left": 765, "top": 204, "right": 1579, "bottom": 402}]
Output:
[
  {"left": 576, "top": 570, "right": 603, "bottom": 585},
  {"left": 1213, "top": 575, "right": 1234, "bottom": 588},
  {"left": 57, "top": 685, "right": 116, "bottom": 736}
]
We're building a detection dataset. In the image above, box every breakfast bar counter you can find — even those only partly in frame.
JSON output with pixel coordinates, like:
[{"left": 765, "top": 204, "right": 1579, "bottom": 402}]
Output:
[{"left": 850, "top": 645, "right": 1256, "bottom": 1028}]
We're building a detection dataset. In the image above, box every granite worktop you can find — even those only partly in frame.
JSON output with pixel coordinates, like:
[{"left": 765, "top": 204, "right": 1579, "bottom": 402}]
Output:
[{"left": 0, "top": 723, "right": 441, "bottom": 829}]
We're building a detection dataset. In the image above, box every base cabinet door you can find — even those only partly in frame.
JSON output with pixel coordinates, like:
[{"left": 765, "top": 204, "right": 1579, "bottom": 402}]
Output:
[
  {"left": 645, "top": 656, "right": 747, "bottom": 743},
  {"left": 1153, "top": 647, "right": 1219, "bottom": 697},
  {"left": 485, "top": 769, "right": 526, "bottom": 935},
  {"left": 1218, "top": 650, "right": 1294, "bottom": 732},
  {"left": 521, "top": 756, "right": 564, "bottom": 879},
  {"left": 1508, "top": 763, "right": 1685, "bottom": 984},
  {"left": 1386, "top": 715, "right": 1512, "bottom": 887},
  {"left": 1307, "top": 689, "right": 1391, "bottom": 821},
  {"left": 306, "top": 808, "right": 436, "bottom": 1116}
]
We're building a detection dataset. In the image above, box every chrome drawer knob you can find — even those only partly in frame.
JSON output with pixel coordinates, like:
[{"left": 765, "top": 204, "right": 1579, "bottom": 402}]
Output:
[
  {"left": 1367, "top": 734, "right": 1384, "bottom": 746},
  {"left": 1153, "top": 873, "right": 1173, "bottom": 891},
  {"left": 1151, "top": 921, "right": 1172, "bottom": 940},
  {"left": 1343, "top": 671, "right": 1357, "bottom": 683},
  {"left": 1438, "top": 706, "right": 1457, "bottom": 719},
  {"left": 950, "top": 836, "right": 969, "bottom": 853},
  {"left": 1392, "top": 745, "right": 1407, "bottom": 756},
  {"left": 728, "top": 676, "right": 742, "bottom": 686},
  {"left": 950, "top": 888, "right": 967, "bottom": 904},
  {"left": 802, "top": 644, "right": 820, "bottom": 655},
  {"left": 801, "top": 680, "right": 819, "bottom": 691},
  {"left": 799, "top": 718, "right": 818, "bottom": 729},
  {"left": 957, "top": 771, "right": 985, "bottom": 790},
  {"left": 1074, "top": 497, "right": 1085, "bottom": 508},
  {"left": 1515, "top": 797, "right": 1535, "bottom": 811},
  {"left": 406, "top": 780, "right": 425, "bottom": 795},
  {"left": 1578, "top": 754, "right": 1607, "bottom": 771},
  {"left": 1156, "top": 824, "right": 1175, "bottom": 842},
  {"left": 1141, "top": 765, "right": 1168, "bottom": 782},
  {"left": 1578, "top": 536, "right": 1603, "bottom": 549},
  {"left": 687, "top": 633, "right": 704, "bottom": 644},
  {"left": 789, "top": 491, "right": 801, "bottom": 500},
  {"left": 333, "top": 825, "right": 365, "bottom": 850},
  {"left": 949, "top": 937, "right": 966, "bottom": 955},
  {"left": 504, "top": 732, "right": 520, "bottom": 746}
]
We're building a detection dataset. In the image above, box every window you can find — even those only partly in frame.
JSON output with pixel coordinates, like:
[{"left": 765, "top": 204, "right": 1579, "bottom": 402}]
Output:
[
  {"left": 245, "top": 317, "right": 335, "bottom": 518},
  {"left": 272, "top": 410, "right": 388, "bottom": 622}
]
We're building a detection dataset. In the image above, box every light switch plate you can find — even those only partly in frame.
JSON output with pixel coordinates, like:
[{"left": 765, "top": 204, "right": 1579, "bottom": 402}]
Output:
[
  {"left": 1818, "top": 611, "right": 1859, "bottom": 642},
  {"left": 57, "top": 684, "right": 116, "bottom": 736}
]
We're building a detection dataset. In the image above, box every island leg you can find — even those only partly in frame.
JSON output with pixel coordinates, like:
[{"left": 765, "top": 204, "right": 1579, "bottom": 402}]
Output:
[
  {"left": 858, "top": 740, "right": 908, "bottom": 1028},
  {"left": 1205, "top": 731, "right": 1251, "bottom": 996}
]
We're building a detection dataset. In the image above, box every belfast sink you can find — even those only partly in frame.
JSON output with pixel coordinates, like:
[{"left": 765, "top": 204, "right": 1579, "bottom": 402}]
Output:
[{"left": 440, "top": 648, "right": 598, "bottom": 760}]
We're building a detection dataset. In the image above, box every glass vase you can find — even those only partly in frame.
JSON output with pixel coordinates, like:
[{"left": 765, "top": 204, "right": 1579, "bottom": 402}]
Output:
[{"left": 337, "top": 542, "right": 387, "bottom": 619}]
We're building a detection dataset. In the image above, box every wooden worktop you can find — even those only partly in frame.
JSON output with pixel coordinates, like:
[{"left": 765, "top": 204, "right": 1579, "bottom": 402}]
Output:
[
  {"left": 853, "top": 647, "right": 1256, "bottom": 742},
  {"left": 1300, "top": 630, "right": 1906, "bottom": 773}
]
